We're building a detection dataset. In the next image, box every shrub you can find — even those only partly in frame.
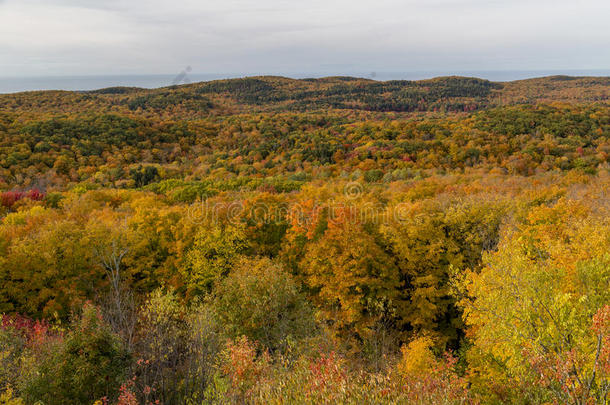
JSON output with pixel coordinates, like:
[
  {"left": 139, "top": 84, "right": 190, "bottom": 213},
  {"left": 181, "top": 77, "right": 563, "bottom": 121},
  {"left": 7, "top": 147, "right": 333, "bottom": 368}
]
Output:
[{"left": 22, "top": 304, "right": 130, "bottom": 405}]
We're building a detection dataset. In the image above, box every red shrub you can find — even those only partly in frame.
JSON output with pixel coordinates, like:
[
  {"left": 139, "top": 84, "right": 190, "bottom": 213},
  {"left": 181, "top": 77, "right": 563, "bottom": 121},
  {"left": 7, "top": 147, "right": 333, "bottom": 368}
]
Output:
[
  {"left": 0, "top": 313, "right": 51, "bottom": 345},
  {"left": 0, "top": 188, "right": 45, "bottom": 209}
]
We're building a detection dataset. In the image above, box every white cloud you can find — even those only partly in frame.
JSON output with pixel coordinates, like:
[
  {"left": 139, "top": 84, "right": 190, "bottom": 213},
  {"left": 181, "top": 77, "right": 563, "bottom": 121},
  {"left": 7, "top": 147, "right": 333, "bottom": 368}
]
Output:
[{"left": 0, "top": 0, "right": 608, "bottom": 76}]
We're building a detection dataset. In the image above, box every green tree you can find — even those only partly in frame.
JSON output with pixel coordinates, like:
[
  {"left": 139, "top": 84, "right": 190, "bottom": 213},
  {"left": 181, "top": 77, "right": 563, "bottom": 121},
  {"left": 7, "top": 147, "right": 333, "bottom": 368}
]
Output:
[{"left": 213, "top": 257, "right": 315, "bottom": 352}]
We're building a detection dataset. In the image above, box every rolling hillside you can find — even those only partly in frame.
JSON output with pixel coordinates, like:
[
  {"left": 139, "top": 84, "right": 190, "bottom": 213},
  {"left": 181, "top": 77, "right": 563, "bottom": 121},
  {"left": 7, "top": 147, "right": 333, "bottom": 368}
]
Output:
[{"left": 1, "top": 75, "right": 608, "bottom": 118}]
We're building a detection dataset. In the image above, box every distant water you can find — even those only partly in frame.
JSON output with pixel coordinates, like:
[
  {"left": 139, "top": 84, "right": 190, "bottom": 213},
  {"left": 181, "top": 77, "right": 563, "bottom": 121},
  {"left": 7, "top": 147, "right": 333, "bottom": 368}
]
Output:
[
  {"left": 0, "top": 74, "right": 239, "bottom": 94},
  {"left": 0, "top": 70, "right": 609, "bottom": 94}
]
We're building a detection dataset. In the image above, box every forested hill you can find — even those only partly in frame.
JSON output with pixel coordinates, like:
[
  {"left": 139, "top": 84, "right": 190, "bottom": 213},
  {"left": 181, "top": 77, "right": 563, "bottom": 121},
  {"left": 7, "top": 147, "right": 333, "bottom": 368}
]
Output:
[
  {"left": 0, "top": 74, "right": 609, "bottom": 191},
  {"left": 1, "top": 75, "right": 608, "bottom": 117}
]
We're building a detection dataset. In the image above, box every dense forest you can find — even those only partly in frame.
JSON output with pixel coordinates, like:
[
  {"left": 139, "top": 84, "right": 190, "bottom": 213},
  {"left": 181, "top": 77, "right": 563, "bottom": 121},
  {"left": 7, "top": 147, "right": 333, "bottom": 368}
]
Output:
[{"left": 0, "top": 75, "right": 609, "bottom": 404}]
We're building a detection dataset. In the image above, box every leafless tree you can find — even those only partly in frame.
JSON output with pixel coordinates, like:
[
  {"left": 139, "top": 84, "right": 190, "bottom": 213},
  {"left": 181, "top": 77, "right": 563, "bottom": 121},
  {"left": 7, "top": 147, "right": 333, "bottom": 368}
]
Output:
[{"left": 95, "top": 237, "right": 137, "bottom": 349}]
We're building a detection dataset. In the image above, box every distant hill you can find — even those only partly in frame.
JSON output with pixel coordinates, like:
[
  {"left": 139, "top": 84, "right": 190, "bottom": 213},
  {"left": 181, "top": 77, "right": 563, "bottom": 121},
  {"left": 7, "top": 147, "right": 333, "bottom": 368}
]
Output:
[{"left": 1, "top": 75, "right": 608, "bottom": 118}]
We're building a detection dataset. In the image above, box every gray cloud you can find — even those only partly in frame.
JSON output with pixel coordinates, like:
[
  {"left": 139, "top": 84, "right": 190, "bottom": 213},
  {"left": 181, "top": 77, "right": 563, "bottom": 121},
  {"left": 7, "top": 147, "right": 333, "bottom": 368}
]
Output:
[{"left": 0, "top": 0, "right": 609, "bottom": 77}]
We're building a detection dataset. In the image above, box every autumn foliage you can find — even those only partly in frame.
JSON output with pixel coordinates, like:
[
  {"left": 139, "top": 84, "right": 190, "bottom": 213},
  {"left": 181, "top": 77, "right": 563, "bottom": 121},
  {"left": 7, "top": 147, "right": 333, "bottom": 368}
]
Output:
[{"left": 0, "top": 76, "right": 608, "bottom": 403}]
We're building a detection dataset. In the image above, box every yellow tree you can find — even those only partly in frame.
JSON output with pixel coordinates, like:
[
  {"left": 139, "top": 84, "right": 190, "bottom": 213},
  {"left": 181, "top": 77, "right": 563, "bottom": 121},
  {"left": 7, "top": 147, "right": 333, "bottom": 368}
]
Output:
[
  {"left": 458, "top": 199, "right": 610, "bottom": 404},
  {"left": 183, "top": 223, "right": 248, "bottom": 297}
]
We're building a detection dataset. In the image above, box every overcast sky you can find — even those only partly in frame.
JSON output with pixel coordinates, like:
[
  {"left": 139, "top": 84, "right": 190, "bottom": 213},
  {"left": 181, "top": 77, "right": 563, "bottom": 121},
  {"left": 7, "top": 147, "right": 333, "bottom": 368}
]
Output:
[{"left": 0, "top": 0, "right": 609, "bottom": 77}]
